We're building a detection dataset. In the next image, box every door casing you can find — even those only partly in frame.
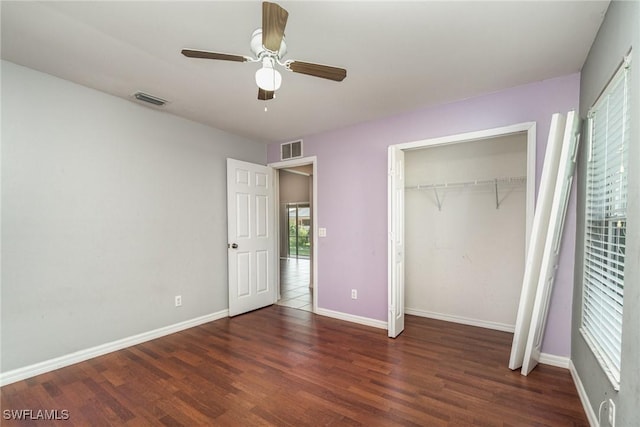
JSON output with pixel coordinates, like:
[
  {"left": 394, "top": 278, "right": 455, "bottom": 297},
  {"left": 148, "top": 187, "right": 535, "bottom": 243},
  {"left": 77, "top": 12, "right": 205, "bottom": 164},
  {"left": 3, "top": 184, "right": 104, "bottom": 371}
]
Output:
[{"left": 269, "top": 156, "right": 318, "bottom": 313}]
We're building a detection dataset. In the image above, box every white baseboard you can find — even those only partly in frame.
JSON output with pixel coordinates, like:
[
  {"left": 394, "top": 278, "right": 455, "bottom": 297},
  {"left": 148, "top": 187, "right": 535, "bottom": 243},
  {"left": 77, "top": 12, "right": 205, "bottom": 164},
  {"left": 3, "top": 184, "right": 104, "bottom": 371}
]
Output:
[
  {"left": 569, "top": 360, "right": 599, "bottom": 427},
  {"left": 316, "top": 308, "right": 387, "bottom": 330},
  {"left": 405, "top": 308, "right": 515, "bottom": 333},
  {"left": 539, "top": 352, "right": 571, "bottom": 369},
  {"left": 0, "top": 310, "right": 229, "bottom": 387}
]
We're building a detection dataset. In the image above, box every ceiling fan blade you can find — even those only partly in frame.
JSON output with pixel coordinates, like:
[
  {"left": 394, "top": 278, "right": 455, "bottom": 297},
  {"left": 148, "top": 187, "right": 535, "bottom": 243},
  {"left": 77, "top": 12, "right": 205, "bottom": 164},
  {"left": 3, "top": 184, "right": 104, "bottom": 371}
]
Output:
[
  {"left": 258, "top": 88, "right": 274, "bottom": 101},
  {"left": 288, "top": 61, "right": 347, "bottom": 82},
  {"left": 262, "top": 2, "right": 288, "bottom": 52},
  {"left": 181, "top": 49, "right": 248, "bottom": 62}
]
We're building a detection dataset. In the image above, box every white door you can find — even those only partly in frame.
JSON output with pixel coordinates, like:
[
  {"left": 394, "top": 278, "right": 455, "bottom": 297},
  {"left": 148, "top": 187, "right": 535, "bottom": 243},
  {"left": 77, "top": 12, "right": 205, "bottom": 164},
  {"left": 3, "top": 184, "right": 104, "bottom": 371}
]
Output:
[
  {"left": 522, "top": 111, "right": 580, "bottom": 375},
  {"left": 509, "top": 113, "right": 566, "bottom": 370},
  {"left": 227, "top": 158, "right": 276, "bottom": 317},
  {"left": 388, "top": 147, "right": 405, "bottom": 337}
]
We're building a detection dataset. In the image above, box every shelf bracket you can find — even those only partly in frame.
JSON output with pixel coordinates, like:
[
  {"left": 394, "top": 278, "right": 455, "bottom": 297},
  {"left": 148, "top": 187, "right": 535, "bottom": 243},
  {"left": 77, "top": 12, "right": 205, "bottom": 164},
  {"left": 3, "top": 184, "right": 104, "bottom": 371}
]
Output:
[{"left": 434, "top": 188, "right": 442, "bottom": 211}]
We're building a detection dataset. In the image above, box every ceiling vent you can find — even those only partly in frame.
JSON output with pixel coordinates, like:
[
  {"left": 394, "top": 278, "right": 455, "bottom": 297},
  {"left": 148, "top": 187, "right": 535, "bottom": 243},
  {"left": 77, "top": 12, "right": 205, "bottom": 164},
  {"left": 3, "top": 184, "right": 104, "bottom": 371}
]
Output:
[
  {"left": 133, "top": 92, "right": 167, "bottom": 107},
  {"left": 281, "top": 140, "right": 303, "bottom": 161}
]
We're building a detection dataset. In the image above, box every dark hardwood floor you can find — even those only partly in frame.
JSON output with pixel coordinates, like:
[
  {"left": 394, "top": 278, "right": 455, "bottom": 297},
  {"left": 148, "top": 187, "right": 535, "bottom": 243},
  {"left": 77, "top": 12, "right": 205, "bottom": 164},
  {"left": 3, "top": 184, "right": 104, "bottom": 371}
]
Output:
[{"left": 1, "top": 306, "right": 588, "bottom": 426}]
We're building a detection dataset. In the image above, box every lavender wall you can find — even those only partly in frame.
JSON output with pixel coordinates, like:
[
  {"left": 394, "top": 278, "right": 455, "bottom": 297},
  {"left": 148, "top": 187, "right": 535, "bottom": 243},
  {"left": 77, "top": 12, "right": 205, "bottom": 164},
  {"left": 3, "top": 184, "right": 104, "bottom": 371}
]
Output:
[{"left": 268, "top": 74, "right": 580, "bottom": 356}]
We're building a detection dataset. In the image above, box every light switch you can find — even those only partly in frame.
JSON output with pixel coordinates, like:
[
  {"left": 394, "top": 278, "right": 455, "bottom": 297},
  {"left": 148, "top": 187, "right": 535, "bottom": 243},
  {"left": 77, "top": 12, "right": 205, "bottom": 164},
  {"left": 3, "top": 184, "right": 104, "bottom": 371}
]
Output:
[{"left": 318, "top": 227, "right": 327, "bottom": 237}]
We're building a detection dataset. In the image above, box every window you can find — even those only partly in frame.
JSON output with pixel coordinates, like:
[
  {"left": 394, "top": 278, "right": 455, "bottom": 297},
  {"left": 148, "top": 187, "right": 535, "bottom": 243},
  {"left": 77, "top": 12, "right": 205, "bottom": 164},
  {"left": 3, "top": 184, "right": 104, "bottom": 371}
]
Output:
[
  {"left": 581, "top": 53, "right": 632, "bottom": 390},
  {"left": 287, "top": 203, "right": 310, "bottom": 259}
]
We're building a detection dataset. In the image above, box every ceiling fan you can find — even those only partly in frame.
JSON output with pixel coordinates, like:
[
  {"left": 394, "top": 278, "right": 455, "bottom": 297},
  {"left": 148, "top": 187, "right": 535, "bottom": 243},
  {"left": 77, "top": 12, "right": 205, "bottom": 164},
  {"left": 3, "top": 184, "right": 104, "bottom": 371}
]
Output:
[{"left": 181, "top": 1, "right": 347, "bottom": 101}]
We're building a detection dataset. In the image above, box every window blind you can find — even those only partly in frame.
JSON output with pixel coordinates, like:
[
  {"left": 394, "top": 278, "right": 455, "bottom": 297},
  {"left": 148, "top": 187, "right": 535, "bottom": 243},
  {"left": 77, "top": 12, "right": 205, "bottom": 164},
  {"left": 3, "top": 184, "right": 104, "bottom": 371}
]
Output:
[{"left": 581, "top": 54, "right": 631, "bottom": 389}]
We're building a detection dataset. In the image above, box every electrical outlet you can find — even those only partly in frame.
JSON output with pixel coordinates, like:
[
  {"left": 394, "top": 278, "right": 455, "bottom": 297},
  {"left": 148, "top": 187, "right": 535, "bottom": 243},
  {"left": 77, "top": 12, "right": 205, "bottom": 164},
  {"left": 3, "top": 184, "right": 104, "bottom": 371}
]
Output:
[
  {"left": 319, "top": 227, "right": 327, "bottom": 237},
  {"left": 608, "top": 399, "right": 615, "bottom": 426},
  {"left": 351, "top": 289, "right": 357, "bottom": 300},
  {"left": 175, "top": 295, "right": 182, "bottom": 307}
]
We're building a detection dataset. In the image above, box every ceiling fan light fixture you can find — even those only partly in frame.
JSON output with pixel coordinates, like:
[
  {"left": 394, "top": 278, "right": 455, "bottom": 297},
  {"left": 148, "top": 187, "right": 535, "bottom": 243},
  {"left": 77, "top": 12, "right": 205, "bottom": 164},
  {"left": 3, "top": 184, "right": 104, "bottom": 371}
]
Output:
[
  {"left": 181, "top": 2, "right": 347, "bottom": 100},
  {"left": 255, "top": 58, "right": 282, "bottom": 91}
]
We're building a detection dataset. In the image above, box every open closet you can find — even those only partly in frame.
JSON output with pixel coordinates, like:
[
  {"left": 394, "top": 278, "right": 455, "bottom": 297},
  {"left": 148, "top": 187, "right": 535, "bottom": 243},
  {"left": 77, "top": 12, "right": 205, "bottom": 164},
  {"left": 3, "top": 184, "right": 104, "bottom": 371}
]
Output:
[{"left": 404, "top": 133, "right": 528, "bottom": 331}]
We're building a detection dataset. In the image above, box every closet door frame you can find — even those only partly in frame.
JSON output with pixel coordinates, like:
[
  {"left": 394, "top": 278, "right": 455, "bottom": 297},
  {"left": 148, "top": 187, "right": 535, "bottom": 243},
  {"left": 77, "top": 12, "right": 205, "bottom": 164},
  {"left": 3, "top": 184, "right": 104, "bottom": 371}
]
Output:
[{"left": 387, "top": 122, "right": 536, "bottom": 335}]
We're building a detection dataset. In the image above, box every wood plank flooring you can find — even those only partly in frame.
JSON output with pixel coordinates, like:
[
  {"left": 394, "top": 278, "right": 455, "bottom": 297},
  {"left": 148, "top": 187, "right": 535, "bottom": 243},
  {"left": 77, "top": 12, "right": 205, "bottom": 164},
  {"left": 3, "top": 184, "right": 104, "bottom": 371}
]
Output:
[{"left": 1, "top": 307, "right": 588, "bottom": 426}]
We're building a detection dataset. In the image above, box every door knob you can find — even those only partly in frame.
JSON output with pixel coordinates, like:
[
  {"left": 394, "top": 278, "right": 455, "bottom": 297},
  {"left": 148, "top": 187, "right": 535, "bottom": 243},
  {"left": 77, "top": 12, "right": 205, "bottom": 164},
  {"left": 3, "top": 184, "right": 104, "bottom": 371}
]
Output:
[{"left": 229, "top": 243, "right": 238, "bottom": 249}]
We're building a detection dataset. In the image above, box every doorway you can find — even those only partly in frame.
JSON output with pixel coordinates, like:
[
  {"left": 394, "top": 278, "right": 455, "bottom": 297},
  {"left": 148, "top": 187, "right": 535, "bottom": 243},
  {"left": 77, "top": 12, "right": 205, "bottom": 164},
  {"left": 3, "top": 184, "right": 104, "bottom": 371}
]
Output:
[
  {"left": 269, "top": 157, "right": 318, "bottom": 313},
  {"left": 387, "top": 122, "right": 536, "bottom": 337}
]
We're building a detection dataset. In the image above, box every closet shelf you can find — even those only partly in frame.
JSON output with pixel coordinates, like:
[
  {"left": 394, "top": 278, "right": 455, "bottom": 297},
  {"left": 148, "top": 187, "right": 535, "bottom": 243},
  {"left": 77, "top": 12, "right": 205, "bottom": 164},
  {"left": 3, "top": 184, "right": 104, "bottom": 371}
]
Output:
[
  {"left": 405, "top": 176, "right": 526, "bottom": 191},
  {"left": 405, "top": 176, "right": 526, "bottom": 210}
]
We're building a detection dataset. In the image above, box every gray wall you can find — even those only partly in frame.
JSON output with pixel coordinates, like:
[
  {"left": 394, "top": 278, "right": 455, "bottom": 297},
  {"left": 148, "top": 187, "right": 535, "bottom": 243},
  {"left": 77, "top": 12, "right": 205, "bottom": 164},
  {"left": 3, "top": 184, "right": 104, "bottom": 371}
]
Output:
[
  {"left": 1, "top": 61, "right": 266, "bottom": 372},
  {"left": 574, "top": 1, "right": 640, "bottom": 425}
]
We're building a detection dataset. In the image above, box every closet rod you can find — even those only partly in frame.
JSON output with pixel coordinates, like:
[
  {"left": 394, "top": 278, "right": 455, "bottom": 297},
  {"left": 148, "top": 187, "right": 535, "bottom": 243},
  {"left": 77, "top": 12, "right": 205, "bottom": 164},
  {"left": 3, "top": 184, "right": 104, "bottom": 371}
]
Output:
[{"left": 405, "top": 175, "right": 526, "bottom": 191}]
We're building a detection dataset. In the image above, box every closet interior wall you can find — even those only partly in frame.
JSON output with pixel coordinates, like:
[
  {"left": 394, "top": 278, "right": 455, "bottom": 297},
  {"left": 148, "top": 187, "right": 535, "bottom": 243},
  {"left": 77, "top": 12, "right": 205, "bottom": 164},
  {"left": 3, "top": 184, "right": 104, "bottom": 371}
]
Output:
[{"left": 405, "top": 133, "right": 527, "bottom": 331}]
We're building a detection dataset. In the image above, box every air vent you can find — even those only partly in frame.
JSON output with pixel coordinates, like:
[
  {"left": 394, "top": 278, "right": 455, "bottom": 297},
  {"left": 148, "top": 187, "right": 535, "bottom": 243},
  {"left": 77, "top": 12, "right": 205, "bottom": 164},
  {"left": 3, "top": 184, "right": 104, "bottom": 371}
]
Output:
[
  {"left": 281, "top": 140, "right": 303, "bottom": 161},
  {"left": 133, "top": 92, "right": 167, "bottom": 107}
]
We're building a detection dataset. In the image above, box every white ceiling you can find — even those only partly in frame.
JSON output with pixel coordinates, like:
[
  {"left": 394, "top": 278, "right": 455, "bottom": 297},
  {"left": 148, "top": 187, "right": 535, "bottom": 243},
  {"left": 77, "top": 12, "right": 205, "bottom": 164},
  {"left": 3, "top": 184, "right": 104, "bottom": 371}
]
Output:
[{"left": 1, "top": 1, "right": 609, "bottom": 143}]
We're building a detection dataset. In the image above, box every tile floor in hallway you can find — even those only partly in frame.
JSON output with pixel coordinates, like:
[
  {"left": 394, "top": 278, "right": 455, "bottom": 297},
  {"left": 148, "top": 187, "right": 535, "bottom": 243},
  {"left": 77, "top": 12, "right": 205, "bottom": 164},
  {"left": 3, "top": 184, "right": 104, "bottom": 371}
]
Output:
[{"left": 277, "top": 258, "right": 312, "bottom": 312}]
